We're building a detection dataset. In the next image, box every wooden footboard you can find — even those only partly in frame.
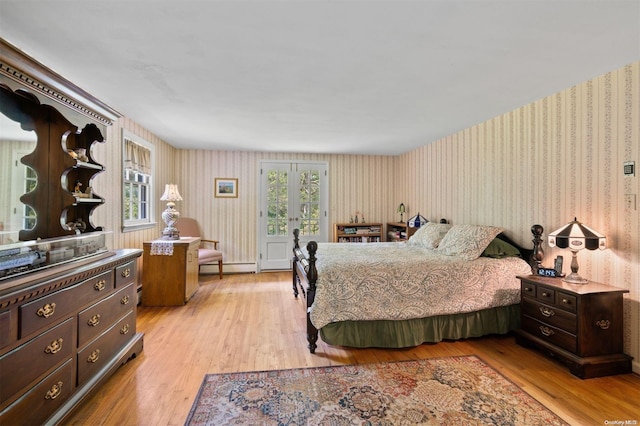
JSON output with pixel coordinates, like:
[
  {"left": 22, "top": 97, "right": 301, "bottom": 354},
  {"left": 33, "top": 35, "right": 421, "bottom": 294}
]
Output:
[{"left": 292, "top": 229, "right": 319, "bottom": 353}]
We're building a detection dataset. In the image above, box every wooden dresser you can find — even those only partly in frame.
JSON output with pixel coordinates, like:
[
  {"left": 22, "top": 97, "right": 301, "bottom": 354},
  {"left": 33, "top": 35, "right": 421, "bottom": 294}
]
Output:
[
  {"left": 514, "top": 275, "right": 632, "bottom": 379},
  {"left": 142, "top": 237, "right": 200, "bottom": 306},
  {"left": 0, "top": 249, "right": 143, "bottom": 425}
]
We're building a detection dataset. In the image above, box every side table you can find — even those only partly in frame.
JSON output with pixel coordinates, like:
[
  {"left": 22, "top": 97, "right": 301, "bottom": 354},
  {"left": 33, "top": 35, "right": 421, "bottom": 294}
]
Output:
[{"left": 142, "top": 237, "right": 200, "bottom": 306}]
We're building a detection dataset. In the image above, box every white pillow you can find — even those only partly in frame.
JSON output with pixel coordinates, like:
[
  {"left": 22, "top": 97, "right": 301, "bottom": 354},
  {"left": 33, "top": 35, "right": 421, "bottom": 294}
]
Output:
[
  {"left": 436, "top": 224, "right": 503, "bottom": 260},
  {"left": 407, "top": 222, "right": 452, "bottom": 248}
]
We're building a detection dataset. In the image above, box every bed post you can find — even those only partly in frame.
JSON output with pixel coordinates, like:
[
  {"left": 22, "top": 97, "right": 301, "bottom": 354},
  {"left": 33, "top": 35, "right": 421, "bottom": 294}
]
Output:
[
  {"left": 530, "top": 224, "right": 544, "bottom": 273},
  {"left": 292, "top": 229, "right": 300, "bottom": 297},
  {"left": 306, "top": 241, "right": 319, "bottom": 353}
]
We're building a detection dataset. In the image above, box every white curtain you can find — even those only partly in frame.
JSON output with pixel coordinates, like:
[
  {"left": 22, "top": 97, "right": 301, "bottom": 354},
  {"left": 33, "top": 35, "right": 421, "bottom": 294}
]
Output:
[{"left": 124, "top": 139, "right": 151, "bottom": 174}]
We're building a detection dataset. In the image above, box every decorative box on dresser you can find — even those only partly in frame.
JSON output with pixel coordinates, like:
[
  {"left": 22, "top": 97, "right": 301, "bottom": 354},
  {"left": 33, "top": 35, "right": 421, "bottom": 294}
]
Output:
[
  {"left": 142, "top": 237, "right": 200, "bottom": 306},
  {"left": 0, "top": 249, "right": 143, "bottom": 425},
  {"left": 514, "top": 275, "right": 632, "bottom": 379}
]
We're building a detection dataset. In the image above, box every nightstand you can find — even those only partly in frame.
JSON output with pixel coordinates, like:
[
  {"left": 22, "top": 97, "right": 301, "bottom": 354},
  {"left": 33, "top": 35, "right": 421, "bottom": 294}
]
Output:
[{"left": 514, "top": 275, "right": 632, "bottom": 379}]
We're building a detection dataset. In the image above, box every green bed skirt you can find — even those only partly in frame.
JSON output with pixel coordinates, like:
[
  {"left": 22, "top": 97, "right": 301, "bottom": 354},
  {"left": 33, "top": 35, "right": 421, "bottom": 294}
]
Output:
[{"left": 318, "top": 304, "right": 521, "bottom": 348}]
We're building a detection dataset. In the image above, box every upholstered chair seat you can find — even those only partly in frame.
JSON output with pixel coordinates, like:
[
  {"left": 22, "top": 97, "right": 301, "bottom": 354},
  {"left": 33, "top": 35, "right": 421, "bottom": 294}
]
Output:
[{"left": 175, "top": 217, "right": 223, "bottom": 278}]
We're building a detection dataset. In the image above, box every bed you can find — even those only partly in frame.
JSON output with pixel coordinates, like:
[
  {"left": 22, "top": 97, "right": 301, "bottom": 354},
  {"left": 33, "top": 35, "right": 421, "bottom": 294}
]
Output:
[{"left": 292, "top": 222, "right": 542, "bottom": 353}]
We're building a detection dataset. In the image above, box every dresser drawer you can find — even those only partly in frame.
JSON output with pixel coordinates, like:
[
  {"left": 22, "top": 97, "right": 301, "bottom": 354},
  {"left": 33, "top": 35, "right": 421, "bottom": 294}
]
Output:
[
  {"left": 521, "top": 299, "right": 577, "bottom": 334},
  {"left": 20, "top": 271, "right": 113, "bottom": 338},
  {"left": 0, "top": 318, "right": 74, "bottom": 403},
  {"left": 78, "top": 283, "right": 136, "bottom": 347},
  {"left": 522, "top": 316, "right": 577, "bottom": 353},
  {"left": 115, "top": 260, "right": 137, "bottom": 288},
  {"left": 0, "top": 358, "right": 74, "bottom": 426},
  {"left": 77, "top": 310, "right": 136, "bottom": 386},
  {"left": 0, "top": 310, "right": 10, "bottom": 350}
]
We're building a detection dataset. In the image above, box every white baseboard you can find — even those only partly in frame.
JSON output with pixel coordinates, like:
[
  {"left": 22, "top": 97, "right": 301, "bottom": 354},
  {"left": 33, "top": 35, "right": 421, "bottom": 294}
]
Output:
[{"left": 199, "top": 263, "right": 257, "bottom": 275}]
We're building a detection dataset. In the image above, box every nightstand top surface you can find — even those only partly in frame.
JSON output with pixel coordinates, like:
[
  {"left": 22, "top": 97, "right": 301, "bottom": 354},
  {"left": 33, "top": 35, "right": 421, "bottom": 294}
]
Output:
[{"left": 518, "top": 275, "right": 629, "bottom": 295}]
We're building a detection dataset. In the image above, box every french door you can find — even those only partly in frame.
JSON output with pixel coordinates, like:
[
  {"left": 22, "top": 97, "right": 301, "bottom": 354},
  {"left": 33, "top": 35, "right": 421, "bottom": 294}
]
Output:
[{"left": 258, "top": 161, "right": 328, "bottom": 271}]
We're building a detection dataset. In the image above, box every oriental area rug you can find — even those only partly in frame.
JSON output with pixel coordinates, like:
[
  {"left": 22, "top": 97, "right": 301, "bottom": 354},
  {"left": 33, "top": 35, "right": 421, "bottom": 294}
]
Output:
[{"left": 185, "top": 355, "right": 568, "bottom": 425}]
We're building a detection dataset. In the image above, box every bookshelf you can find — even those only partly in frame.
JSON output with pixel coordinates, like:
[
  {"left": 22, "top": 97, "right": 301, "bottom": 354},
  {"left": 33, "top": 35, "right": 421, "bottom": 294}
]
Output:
[
  {"left": 387, "top": 222, "right": 418, "bottom": 242},
  {"left": 333, "top": 223, "right": 383, "bottom": 243}
]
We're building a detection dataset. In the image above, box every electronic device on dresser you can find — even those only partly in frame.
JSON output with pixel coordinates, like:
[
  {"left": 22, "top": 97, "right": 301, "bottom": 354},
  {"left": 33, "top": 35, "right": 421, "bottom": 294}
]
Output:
[{"left": 515, "top": 275, "right": 632, "bottom": 379}]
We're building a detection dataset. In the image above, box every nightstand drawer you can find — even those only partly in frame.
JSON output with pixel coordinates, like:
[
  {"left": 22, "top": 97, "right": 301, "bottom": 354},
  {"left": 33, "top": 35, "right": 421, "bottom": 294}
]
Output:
[
  {"left": 536, "top": 286, "right": 555, "bottom": 304},
  {"left": 522, "top": 316, "right": 577, "bottom": 353},
  {"left": 521, "top": 281, "right": 556, "bottom": 304},
  {"left": 521, "top": 299, "right": 577, "bottom": 334},
  {"left": 555, "top": 291, "right": 577, "bottom": 313},
  {"left": 521, "top": 281, "right": 537, "bottom": 298}
]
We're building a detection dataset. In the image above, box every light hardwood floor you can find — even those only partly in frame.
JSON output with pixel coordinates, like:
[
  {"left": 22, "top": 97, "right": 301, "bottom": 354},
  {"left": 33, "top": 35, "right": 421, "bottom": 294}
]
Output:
[{"left": 65, "top": 272, "right": 640, "bottom": 425}]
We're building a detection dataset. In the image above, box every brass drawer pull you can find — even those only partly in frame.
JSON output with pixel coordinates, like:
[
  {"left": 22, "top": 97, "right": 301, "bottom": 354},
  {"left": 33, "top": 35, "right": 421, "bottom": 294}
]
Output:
[
  {"left": 44, "top": 338, "right": 63, "bottom": 355},
  {"left": 524, "top": 286, "right": 533, "bottom": 292},
  {"left": 539, "top": 326, "right": 555, "bottom": 337},
  {"left": 541, "top": 292, "right": 550, "bottom": 298},
  {"left": 561, "top": 298, "right": 570, "bottom": 304},
  {"left": 45, "top": 381, "right": 63, "bottom": 400},
  {"left": 120, "top": 324, "right": 130, "bottom": 335},
  {"left": 596, "top": 319, "right": 611, "bottom": 330},
  {"left": 87, "top": 314, "right": 101, "bottom": 327},
  {"left": 539, "top": 307, "right": 555, "bottom": 318},
  {"left": 121, "top": 268, "right": 131, "bottom": 278},
  {"left": 37, "top": 303, "right": 56, "bottom": 318},
  {"left": 94, "top": 279, "right": 106, "bottom": 291},
  {"left": 87, "top": 349, "right": 100, "bottom": 363},
  {"left": 121, "top": 295, "right": 130, "bottom": 305}
]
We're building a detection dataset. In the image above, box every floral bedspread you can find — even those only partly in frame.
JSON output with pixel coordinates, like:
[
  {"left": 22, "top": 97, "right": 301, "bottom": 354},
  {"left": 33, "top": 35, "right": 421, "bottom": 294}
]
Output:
[{"left": 308, "top": 242, "right": 532, "bottom": 329}]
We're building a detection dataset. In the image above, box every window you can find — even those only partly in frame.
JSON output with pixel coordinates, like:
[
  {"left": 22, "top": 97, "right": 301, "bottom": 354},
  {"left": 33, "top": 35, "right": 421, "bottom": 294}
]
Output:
[{"left": 122, "top": 130, "right": 155, "bottom": 231}]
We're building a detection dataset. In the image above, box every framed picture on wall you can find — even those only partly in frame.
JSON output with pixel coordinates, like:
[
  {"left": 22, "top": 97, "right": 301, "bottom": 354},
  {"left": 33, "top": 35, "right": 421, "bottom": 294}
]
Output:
[{"left": 214, "top": 178, "right": 238, "bottom": 198}]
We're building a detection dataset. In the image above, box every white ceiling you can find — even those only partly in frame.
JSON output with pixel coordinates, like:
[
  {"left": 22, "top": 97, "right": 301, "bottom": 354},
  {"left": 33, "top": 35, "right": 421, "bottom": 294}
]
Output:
[{"left": 1, "top": 1, "right": 638, "bottom": 155}]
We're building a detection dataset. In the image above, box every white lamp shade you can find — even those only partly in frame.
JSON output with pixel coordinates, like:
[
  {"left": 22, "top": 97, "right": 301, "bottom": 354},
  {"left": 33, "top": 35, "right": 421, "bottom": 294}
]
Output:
[{"left": 160, "top": 184, "right": 182, "bottom": 202}]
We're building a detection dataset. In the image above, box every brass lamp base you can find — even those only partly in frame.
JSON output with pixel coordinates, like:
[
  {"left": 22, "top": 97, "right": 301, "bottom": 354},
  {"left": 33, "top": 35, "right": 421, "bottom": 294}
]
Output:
[{"left": 563, "top": 272, "right": 588, "bottom": 284}]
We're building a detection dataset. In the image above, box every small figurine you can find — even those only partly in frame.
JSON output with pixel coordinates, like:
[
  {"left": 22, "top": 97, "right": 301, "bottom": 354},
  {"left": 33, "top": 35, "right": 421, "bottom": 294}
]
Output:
[{"left": 74, "top": 180, "right": 83, "bottom": 193}]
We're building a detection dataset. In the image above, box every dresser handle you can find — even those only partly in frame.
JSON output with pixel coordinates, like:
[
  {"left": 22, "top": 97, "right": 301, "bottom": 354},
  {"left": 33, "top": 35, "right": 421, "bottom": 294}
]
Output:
[
  {"left": 45, "top": 381, "right": 63, "bottom": 400},
  {"left": 541, "top": 292, "right": 549, "bottom": 298},
  {"left": 561, "top": 298, "right": 570, "bottom": 304},
  {"left": 87, "top": 314, "right": 101, "bottom": 327},
  {"left": 539, "top": 307, "right": 555, "bottom": 318},
  {"left": 120, "top": 324, "right": 130, "bottom": 335},
  {"left": 94, "top": 279, "right": 106, "bottom": 291},
  {"left": 87, "top": 349, "right": 100, "bottom": 363},
  {"left": 44, "top": 338, "right": 63, "bottom": 355},
  {"left": 37, "top": 303, "right": 56, "bottom": 318},
  {"left": 524, "top": 286, "right": 533, "bottom": 292},
  {"left": 121, "top": 268, "right": 131, "bottom": 278},
  {"left": 121, "top": 295, "right": 130, "bottom": 305},
  {"left": 539, "top": 326, "right": 555, "bottom": 337},
  {"left": 595, "top": 319, "right": 611, "bottom": 330}
]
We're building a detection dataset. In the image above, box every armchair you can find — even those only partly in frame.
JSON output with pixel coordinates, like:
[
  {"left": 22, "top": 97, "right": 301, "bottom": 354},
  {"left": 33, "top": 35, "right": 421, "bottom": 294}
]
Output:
[{"left": 175, "top": 217, "right": 223, "bottom": 278}]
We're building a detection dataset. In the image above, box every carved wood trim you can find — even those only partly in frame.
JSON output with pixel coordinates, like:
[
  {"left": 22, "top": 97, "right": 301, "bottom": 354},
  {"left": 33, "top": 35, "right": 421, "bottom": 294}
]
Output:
[{"left": 0, "top": 38, "right": 121, "bottom": 126}]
